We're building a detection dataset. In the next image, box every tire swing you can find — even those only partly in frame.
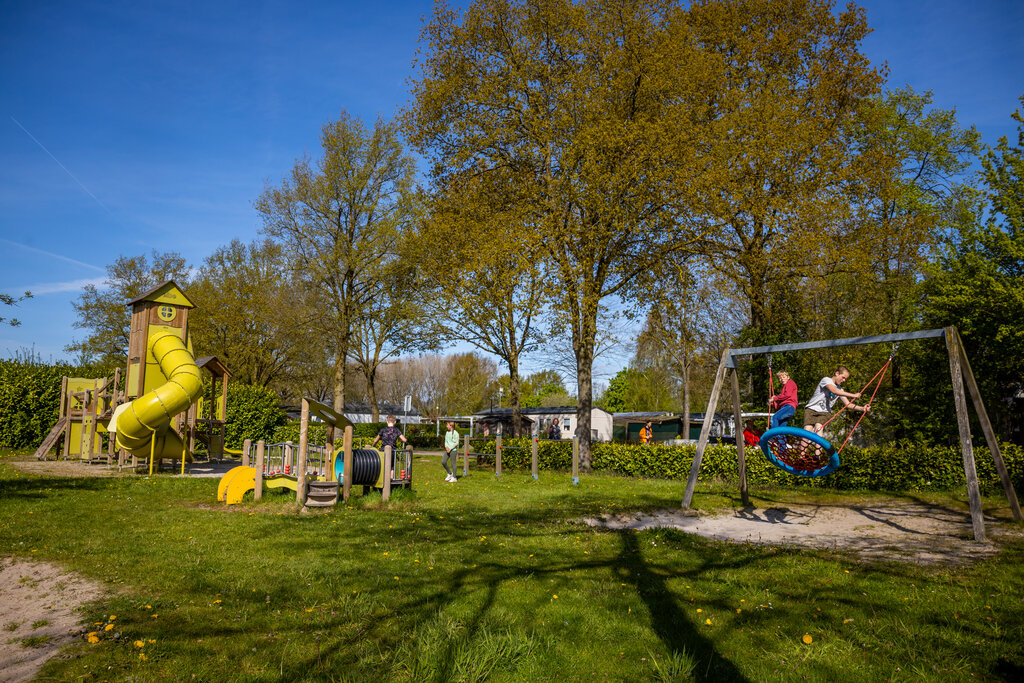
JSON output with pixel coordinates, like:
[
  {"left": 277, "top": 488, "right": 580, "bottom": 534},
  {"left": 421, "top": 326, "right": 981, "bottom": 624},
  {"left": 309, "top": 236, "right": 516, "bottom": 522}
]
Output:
[{"left": 758, "top": 347, "right": 896, "bottom": 477}]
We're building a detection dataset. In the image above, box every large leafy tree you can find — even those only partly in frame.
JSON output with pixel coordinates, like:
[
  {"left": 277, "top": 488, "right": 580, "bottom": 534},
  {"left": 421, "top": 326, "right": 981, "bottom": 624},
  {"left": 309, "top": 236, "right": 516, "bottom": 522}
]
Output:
[
  {"left": 349, "top": 255, "right": 441, "bottom": 422},
  {"left": 418, "top": 169, "right": 546, "bottom": 435},
  {"left": 188, "top": 238, "right": 301, "bottom": 388},
  {"left": 405, "top": 0, "right": 714, "bottom": 469},
  {"left": 66, "top": 251, "right": 190, "bottom": 365},
  {"left": 255, "top": 111, "right": 417, "bottom": 424},
  {"left": 685, "top": 0, "right": 882, "bottom": 342},
  {"left": 914, "top": 97, "right": 1024, "bottom": 443}
]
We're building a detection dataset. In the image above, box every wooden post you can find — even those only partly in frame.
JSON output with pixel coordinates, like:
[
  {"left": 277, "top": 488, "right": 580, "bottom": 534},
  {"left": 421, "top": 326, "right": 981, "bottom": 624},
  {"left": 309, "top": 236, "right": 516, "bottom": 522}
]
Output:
[
  {"left": 683, "top": 347, "right": 731, "bottom": 509},
  {"left": 342, "top": 426, "right": 353, "bottom": 502},
  {"left": 297, "top": 401, "right": 309, "bottom": 505},
  {"left": 953, "top": 329, "right": 1022, "bottom": 521},
  {"left": 60, "top": 377, "right": 71, "bottom": 460},
  {"left": 242, "top": 439, "right": 251, "bottom": 467},
  {"left": 946, "top": 327, "right": 987, "bottom": 541},
  {"left": 495, "top": 433, "right": 502, "bottom": 477},
  {"left": 463, "top": 433, "right": 469, "bottom": 476},
  {"left": 571, "top": 436, "right": 579, "bottom": 485},
  {"left": 729, "top": 368, "right": 750, "bottom": 507},
  {"left": 255, "top": 440, "right": 264, "bottom": 501},
  {"left": 325, "top": 429, "right": 335, "bottom": 483},
  {"left": 86, "top": 379, "right": 99, "bottom": 462},
  {"left": 531, "top": 435, "right": 539, "bottom": 480},
  {"left": 383, "top": 445, "right": 393, "bottom": 503}
]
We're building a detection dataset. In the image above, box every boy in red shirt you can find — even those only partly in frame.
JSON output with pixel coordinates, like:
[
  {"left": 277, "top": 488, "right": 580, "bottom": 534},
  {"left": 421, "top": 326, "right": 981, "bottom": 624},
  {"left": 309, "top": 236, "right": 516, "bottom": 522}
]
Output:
[{"left": 769, "top": 370, "right": 798, "bottom": 429}]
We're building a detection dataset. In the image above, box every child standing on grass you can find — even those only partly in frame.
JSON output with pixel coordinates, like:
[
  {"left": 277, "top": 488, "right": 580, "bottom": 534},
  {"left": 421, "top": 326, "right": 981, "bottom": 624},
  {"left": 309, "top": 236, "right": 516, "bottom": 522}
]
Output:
[
  {"left": 443, "top": 421, "right": 459, "bottom": 483},
  {"left": 769, "top": 370, "right": 798, "bottom": 429}
]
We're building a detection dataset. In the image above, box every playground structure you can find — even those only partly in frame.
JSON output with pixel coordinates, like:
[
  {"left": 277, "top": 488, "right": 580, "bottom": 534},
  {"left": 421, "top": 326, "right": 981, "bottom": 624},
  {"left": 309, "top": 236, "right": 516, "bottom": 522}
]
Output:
[
  {"left": 462, "top": 433, "right": 580, "bottom": 484},
  {"left": 33, "top": 370, "right": 123, "bottom": 462},
  {"left": 682, "top": 326, "right": 1023, "bottom": 541},
  {"left": 34, "top": 280, "right": 230, "bottom": 473},
  {"left": 218, "top": 397, "right": 414, "bottom": 507}
]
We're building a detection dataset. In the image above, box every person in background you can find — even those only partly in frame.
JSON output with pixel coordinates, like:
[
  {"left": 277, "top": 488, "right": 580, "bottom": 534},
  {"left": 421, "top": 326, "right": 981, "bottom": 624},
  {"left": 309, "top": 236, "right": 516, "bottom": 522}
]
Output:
[
  {"left": 373, "top": 415, "right": 408, "bottom": 451},
  {"left": 443, "top": 420, "right": 459, "bottom": 483},
  {"left": 548, "top": 419, "right": 560, "bottom": 440},
  {"left": 742, "top": 420, "right": 763, "bottom": 446},
  {"left": 769, "top": 370, "right": 798, "bottom": 429},
  {"left": 640, "top": 421, "right": 653, "bottom": 445}
]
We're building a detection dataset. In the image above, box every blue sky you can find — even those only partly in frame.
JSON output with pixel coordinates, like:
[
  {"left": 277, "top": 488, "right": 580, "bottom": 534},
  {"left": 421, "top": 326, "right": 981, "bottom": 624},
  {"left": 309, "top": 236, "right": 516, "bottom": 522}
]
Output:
[{"left": 2, "top": 0, "right": 1023, "bottom": 380}]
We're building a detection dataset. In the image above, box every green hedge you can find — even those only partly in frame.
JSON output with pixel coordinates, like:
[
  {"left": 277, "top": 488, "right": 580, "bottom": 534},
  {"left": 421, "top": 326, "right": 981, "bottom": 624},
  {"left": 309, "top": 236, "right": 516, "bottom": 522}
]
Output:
[
  {"left": 0, "top": 359, "right": 118, "bottom": 449},
  {"left": 476, "top": 437, "right": 1024, "bottom": 494},
  {"left": 223, "top": 384, "right": 287, "bottom": 449}
]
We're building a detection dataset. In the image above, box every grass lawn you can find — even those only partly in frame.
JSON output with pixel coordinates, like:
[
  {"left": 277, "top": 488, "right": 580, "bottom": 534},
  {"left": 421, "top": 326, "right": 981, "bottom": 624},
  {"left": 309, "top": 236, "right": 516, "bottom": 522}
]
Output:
[{"left": 1, "top": 448, "right": 1022, "bottom": 682}]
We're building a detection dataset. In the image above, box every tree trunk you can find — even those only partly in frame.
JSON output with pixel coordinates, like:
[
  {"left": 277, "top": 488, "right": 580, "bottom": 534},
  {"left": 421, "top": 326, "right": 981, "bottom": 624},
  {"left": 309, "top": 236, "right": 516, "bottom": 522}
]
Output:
[
  {"left": 367, "top": 365, "right": 379, "bottom": 422},
  {"left": 509, "top": 363, "right": 523, "bottom": 437},
  {"left": 332, "top": 353, "right": 346, "bottom": 443},
  {"left": 576, "top": 345, "right": 594, "bottom": 470}
]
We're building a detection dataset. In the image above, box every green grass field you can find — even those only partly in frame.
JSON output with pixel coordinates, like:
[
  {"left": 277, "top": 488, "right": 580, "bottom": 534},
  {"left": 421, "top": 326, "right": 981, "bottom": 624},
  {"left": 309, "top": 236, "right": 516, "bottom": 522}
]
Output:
[{"left": 1, "top": 449, "right": 1022, "bottom": 682}]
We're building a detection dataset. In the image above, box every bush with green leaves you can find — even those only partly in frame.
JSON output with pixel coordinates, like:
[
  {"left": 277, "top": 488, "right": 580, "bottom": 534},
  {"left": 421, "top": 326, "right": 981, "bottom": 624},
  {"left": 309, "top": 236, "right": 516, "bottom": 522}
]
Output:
[
  {"left": 489, "top": 436, "right": 1023, "bottom": 493},
  {"left": 0, "top": 358, "right": 119, "bottom": 449},
  {"left": 223, "top": 384, "right": 287, "bottom": 449}
]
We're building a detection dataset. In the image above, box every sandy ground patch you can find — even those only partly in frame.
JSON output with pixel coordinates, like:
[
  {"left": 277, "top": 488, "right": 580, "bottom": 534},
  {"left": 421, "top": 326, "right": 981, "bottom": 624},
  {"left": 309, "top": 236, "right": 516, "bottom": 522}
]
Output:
[
  {"left": 0, "top": 557, "right": 105, "bottom": 683},
  {"left": 584, "top": 502, "right": 1021, "bottom": 564}
]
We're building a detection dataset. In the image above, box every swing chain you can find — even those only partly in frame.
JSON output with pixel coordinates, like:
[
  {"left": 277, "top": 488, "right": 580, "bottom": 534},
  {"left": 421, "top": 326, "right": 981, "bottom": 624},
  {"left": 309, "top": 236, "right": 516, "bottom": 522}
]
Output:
[{"left": 890, "top": 342, "right": 900, "bottom": 359}]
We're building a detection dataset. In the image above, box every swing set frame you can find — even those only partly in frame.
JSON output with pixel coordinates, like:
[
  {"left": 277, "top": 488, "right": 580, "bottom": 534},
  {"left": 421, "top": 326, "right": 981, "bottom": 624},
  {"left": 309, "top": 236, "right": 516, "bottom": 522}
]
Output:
[{"left": 681, "top": 326, "right": 1022, "bottom": 542}]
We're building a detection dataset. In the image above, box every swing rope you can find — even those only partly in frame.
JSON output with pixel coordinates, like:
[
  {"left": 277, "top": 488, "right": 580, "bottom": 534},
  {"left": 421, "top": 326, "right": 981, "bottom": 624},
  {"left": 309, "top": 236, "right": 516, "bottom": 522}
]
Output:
[
  {"left": 766, "top": 354, "right": 774, "bottom": 425},
  {"left": 759, "top": 345, "right": 897, "bottom": 476},
  {"left": 820, "top": 345, "right": 898, "bottom": 455}
]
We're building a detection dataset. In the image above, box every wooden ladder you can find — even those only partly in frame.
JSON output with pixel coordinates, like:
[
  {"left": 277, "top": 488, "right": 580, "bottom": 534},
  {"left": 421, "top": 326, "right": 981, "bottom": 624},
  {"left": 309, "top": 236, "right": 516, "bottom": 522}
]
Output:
[{"left": 34, "top": 418, "right": 69, "bottom": 460}]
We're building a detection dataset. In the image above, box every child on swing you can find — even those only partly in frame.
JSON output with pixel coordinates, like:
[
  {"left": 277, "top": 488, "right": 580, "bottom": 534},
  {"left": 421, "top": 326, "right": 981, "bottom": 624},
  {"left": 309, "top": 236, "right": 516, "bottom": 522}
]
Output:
[{"left": 769, "top": 370, "right": 798, "bottom": 429}]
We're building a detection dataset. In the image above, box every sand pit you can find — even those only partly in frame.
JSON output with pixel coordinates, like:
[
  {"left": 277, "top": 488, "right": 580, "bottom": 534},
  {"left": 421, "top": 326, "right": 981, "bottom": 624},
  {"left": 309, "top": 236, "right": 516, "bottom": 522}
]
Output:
[
  {"left": 584, "top": 502, "right": 1020, "bottom": 565},
  {"left": 0, "top": 557, "right": 105, "bottom": 683}
]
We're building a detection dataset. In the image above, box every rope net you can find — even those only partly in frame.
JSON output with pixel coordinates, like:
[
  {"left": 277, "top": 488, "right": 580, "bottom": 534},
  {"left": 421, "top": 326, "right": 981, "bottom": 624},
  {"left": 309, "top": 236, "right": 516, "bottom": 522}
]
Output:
[{"left": 760, "top": 430, "right": 838, "bottom": 475}]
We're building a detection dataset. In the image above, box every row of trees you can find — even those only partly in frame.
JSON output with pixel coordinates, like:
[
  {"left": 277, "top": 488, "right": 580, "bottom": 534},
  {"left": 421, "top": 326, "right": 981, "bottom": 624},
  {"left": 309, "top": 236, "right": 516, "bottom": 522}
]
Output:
[{"left": 60, "top": 0, "right": 1023, "bottom": 462}]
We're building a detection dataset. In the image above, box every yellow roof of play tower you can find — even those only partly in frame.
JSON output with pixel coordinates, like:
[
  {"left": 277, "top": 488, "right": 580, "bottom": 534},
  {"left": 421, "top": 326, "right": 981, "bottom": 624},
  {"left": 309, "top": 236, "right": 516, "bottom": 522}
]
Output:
[{"left": 126, "top": 280, "right": 196, "bottom": 309}]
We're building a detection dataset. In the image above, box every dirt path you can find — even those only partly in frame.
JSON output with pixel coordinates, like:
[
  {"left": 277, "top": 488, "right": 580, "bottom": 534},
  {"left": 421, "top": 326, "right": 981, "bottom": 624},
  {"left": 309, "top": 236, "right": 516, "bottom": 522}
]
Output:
[
  {"left": 584, "top": 502, "right": 1020, "bottom": 565},
  {"left": 0, "top": 557, "right": 105, "bottom": 683}
]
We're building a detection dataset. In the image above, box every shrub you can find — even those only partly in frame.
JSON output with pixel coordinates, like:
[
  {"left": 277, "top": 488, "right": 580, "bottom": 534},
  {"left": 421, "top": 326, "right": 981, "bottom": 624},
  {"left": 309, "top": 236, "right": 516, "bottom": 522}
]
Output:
[{"left": 223, "top": 384, "right": 287, "bottom": 448}]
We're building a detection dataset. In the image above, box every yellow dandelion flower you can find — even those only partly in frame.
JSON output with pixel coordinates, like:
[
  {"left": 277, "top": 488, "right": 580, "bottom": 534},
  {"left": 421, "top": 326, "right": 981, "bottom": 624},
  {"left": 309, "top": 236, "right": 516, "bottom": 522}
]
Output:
[
  {"left": 213, "top": 599, "right": 222, "bottom": 604},
  {"left": 843, "top": 619, "right": 853, "bottom": 624},
  {"left": 134, "top": 640, "right": 145, "bottom": 648},
  {"left": 104, "top": 624, "right": 114, "bottom": 631},
  {"left": 705, "top": 618, "right": 712, "bottom": 625},
  {"left": 737, "top": 608, "right": 742, "bottom": 613},
  {"left": 802, "top": 634, "right": 813, "bottom": 644},
  {"left": 109, "top": 616, "right": 116, "bottom": 621},
  {"left": 696, "top": 608, "right": 702, "bottom": 613},
  {"left": 148, "top": 639, "right": 156, "bottom": 644},
  {"left": 139, "top": 653, "right": 147, "bottom": 661},
  {"left": 553, "top": 595, "right": 558, "bottom": 599},
  {"left": 88, "top": 635, "right": 99, "bottom": 644},
  {"left": 151, "top": 614, "right": 159, "bottom": 618},
  {"left": 306, "top": 608, "right": 314, "bottom": 613},
  {"left": 145, "top": 605, "right": 152, "bottom": 610}
]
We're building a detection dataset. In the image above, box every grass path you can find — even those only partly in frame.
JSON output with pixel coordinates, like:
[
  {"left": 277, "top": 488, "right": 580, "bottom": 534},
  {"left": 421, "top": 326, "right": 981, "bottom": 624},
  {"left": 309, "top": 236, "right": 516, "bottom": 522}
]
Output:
[{"left": 1, "top": 451, "right": 1022, "bottom": 681}]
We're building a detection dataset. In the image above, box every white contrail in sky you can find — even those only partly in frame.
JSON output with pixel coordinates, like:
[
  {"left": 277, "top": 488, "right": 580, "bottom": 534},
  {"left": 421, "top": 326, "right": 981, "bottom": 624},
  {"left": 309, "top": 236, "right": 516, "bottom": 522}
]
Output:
[
  {"left": 0, "top": 238, "right": 105, "bottom": 273},
  {"left": 10, "top": 115, "right": 111, "bottom": 213},
  {"left": 14, "top": 276, "right": 109, "bottom": 295}
]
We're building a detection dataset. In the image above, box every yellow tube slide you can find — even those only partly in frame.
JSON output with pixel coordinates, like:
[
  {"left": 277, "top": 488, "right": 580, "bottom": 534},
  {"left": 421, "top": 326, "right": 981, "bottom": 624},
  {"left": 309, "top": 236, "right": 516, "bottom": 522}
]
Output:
[{"left": 116, "top": 331, "right": 203, "bottom": 460}]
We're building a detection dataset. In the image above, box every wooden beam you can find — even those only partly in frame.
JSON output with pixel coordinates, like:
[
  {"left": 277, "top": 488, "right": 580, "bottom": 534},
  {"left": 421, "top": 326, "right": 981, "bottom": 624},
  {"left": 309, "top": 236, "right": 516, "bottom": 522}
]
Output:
[
  {"left": 683, "top": 348, "right": 731, "bottom": 508},
  {"left": 297, "top": 400, "right": 309, "bottom": 505},
  {"left": 726, "top": 329, "right": 946, "bottom": 367},
  {"left": 342, "top": 426, "right": 353, "bottom": 502},
  {"left": 946, "top": 327, "right": 987, "bottom": 542},
  {"left": 729, "top": 368, "right": 750, "bottom": 507},
  {"left": 953, "top": 328, "right": 1022, "bottom": 521}
]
